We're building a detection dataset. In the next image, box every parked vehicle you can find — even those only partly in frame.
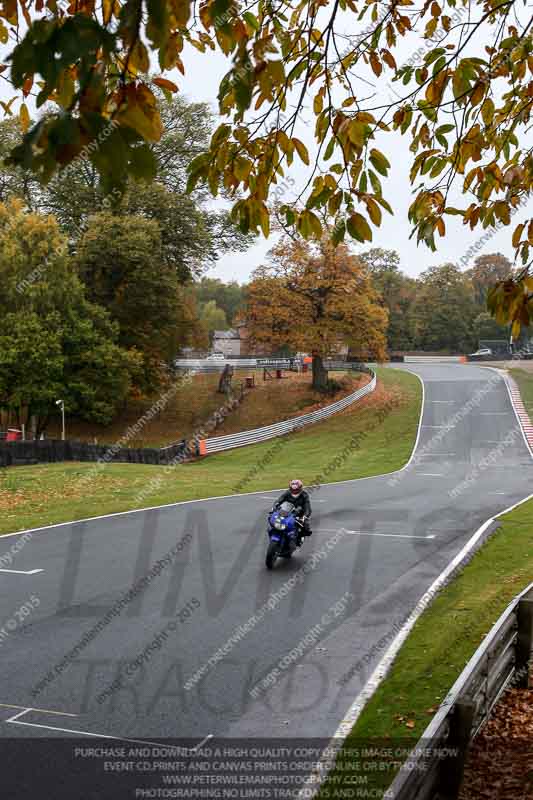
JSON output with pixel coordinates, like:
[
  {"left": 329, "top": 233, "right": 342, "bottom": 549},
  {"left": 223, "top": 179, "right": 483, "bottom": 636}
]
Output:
[
  {"left": 206, "top": 352, "right": 225, "bottom": 361},
  {"left": 469, "top": 347, "right": 492, "bottom": 357},
  {"left": 265, "top": 501, "right": 304, "bottom": 569}
]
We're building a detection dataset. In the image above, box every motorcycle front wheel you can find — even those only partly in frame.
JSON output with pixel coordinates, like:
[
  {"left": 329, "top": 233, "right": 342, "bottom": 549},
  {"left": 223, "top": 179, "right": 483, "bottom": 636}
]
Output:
[{"left": 266, "top": 541, "right": 279, "bottom": 570}]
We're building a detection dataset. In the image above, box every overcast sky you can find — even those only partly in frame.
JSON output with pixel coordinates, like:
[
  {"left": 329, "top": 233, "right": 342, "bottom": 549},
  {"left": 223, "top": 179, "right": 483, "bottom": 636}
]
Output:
[
  {"left": 2, "top": 5, "right": 531, "bottom": 285},
  {"left": 177, "top": 7, "right": 532, "bottom": 285}
]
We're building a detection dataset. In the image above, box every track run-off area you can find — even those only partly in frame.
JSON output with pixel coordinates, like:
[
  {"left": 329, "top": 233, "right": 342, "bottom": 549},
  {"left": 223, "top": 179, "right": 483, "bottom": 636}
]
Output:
[{"left": 1, "top": 362, "right": 533, "bottom": 797}]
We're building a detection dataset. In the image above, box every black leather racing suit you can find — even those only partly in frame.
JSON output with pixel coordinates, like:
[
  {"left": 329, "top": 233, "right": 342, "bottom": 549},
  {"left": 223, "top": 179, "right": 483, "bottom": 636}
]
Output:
[{"left": 272, "top": 490, "right": 312, "bottom": 539}]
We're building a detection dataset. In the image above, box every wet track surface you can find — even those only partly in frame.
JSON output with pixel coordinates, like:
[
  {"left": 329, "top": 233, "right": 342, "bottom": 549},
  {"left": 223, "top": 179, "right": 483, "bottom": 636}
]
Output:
[{"left": 1, "top": 364, "right": 532, "bottom": 750}]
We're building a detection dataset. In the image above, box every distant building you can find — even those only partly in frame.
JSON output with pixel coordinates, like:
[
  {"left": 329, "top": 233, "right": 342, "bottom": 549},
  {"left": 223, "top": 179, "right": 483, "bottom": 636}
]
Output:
[
  {"left": 212, "top": 322, "right": 277, "bottom": 356},
  {"left": 212, "top": 328, "right": 241, "bottom": 356}
]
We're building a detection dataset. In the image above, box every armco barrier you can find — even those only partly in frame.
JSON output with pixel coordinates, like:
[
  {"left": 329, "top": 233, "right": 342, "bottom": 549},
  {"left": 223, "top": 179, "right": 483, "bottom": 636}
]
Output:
[
  {"left": 387, "top": 580, "right": 533, "bottom": 799},
  {"left": 403, "top": 355, "right": 465, "bottom": 363},
  {"left": 200, "top": 367, "right": 376, "bottom": 454}
]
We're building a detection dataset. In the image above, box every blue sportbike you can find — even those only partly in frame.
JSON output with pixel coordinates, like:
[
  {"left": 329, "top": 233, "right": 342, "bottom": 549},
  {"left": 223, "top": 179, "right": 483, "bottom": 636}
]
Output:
[{"left": 266, "top": 501, "right": 304, "bottom": 569}]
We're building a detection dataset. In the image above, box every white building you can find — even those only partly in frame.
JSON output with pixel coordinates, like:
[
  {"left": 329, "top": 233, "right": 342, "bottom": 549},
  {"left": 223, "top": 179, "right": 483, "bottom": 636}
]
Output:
[{"left": 212, "top": 329, "right": 241, "bottom": 356}]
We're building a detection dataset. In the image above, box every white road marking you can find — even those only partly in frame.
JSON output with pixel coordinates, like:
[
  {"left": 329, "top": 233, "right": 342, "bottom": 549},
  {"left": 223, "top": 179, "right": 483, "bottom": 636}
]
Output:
[
  {"left": 417, "top": 453, "right": 455, "bottom": 456},
  {"left": 2, "top": 705, "right": 211, "bottom": 754},
  {"left": 0, "top": 568, "right": 43, "bottom": 575},
  {"left": 488, "top": 492, "right": 507, "bottom": 495},
  {"left": 316, "top": 529, "right": 435, "bottom": 540},
  {"left": 191, "top": 734, "right": 213, "bottom": 752},
  {"left": 5, "top": 708, "right": 164, "bottom": 745},
  {"left": 300, "top": 491, "right": 533, "bottom": 800},
  {"left": 0, "top": 703, "right": 77, "bottom": 717},
  {"left": 416, "top": 473, "right": 444, "bottom": 477}
]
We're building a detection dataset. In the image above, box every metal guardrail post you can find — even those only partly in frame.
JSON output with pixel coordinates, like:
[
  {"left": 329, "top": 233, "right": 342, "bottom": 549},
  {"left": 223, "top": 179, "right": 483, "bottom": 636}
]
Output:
[
  {"left": 438, "top": 698, "right": 476, "bottom": 800},
  {"left": 516, "top": 587, "right": 533, "bottom": 688}
]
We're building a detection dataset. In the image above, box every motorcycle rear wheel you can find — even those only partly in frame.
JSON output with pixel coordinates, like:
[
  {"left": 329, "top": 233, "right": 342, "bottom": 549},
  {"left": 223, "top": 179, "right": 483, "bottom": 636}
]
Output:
[{"left": 266, "top": 541, "right": 279, "bottom": 570}]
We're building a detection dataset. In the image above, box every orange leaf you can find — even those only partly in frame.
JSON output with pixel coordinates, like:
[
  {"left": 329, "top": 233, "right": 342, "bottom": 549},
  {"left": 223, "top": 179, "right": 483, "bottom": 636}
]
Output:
[{"left": 153, "top": 77, "right": 179, "bottom": 92}]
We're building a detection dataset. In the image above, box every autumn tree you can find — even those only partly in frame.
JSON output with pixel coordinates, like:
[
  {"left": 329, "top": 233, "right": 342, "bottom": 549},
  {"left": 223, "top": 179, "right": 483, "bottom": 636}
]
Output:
[
  {"left": 360, "top": 248, "right": 417, "bottom": 351},
  {"left": 0, "top": 200, "right": 137, "bottom": 434},
  {"left": 413, "top": 263, "right": 478, "bottom": 353},
  {"left": 245, "top": 238, "right": 387, "bottom": 390},
  {"left": 466, "top": 253, "right": 514, "bottom": 307}
]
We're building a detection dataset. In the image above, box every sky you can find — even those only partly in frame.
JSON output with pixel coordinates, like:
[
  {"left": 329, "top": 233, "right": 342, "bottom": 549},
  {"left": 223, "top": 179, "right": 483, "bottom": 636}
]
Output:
[
  {"left": 1, "top": 4, "right": 531, "bottom": 286},
  {"left": 175, "top": 5, "right": 532, "bottom": 285}
]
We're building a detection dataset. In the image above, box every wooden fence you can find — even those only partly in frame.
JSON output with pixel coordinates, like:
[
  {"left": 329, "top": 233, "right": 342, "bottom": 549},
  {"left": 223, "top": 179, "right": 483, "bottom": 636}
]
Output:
[{"left": 387, "top": 582, "right": 533, "bottom": 799}]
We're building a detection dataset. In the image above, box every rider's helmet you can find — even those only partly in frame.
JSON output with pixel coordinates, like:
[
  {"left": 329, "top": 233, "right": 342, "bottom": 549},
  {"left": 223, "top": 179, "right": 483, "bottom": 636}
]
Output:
[{"left": 289, "top": 479, "right": 303, "bottom": 497}]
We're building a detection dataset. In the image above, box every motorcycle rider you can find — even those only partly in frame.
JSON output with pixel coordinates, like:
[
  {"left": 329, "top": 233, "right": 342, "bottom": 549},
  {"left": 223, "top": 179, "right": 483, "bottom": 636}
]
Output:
[{"left": 271, "top": 479, "right": 312, "bottom": 544}]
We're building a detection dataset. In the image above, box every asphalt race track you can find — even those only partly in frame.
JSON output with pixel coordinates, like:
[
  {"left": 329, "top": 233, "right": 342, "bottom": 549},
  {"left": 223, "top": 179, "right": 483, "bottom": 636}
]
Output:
[{"left": 1, "top": 363, "right": 533, "bottom": 796}]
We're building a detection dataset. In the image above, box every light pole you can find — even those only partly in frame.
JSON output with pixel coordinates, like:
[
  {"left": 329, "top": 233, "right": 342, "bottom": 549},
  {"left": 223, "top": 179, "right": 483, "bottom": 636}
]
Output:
[{"left": 56, "top": 399, "right": 65, "bottom": 441}]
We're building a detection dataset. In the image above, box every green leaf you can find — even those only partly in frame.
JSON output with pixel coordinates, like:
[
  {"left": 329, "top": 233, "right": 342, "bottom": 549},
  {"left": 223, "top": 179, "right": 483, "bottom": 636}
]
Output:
[
  {"left": 369, "top": 149, "right": 390, "bottom": 176},
  {"left": 243, "top": 11, "right": 259, "bottom": 31},
  {"left": 331, "top": 219, "right": 346, "bottom": 245},
  {"left": 324, "top": 136, "right": 336, "bottom": 161},
  {"left": 129, "top": 143, "right": 157, "bottom": 180},
  {"left": 369, "top": 169, "right": 382, "bottom": 196}
]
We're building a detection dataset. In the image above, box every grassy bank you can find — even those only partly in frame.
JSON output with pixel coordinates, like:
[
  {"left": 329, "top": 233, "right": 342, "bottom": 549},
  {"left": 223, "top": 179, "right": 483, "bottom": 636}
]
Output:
[
  {"left": 318, "top": 498, "right": 533, "bottom": 798},
  {"left": 0, "top": 367, "right": 420, "bottom": 535},
  {"left": 43, "top": 368, "right": 366, "bottom": 448}
]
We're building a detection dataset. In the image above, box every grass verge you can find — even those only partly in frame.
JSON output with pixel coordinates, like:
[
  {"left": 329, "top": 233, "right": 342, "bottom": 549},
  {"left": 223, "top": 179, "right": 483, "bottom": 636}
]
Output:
[
  {"left": 0, "top": 367, "right": 420, "bottom": 535},
  {"left": 318, "top": 498, "right": 533, "bottom": 798},
  {"left": 509, "top": 367, "right": 533, "bottom": 418}
]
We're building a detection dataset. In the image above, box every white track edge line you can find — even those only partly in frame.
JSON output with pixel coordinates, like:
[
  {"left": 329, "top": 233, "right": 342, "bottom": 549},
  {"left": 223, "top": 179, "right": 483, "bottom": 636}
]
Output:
[
  {"left": 297, "top": 489, "right": 533, "bottom": 799},
  {"left": 297, "top": 366, "right": 533, "bottom": 799},
  {"left": 482, "top": 367, "right": 533, "bottom": 459}
]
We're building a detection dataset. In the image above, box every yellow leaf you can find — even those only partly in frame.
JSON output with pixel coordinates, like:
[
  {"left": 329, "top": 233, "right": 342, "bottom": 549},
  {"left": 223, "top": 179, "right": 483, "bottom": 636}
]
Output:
[
  {"left": 347, "top": 120, "right": 365, "bottom": 147},
  {"left": 470, "top": 81, "right": 485, "bottom": 107},
  {"left": 102, "top": 0, "right": 113, "bottom": 24},
  {"left": 130, "top": 41, "right": 150, "bottom": 74},
  {"left": 259, "top": 203, "right": 270, "bottom": 237},
  {"left": 366, "top": 198, "right": 382, "bottom": 226},
  {"left": 347, "top": 212, "right": 372, "bottom": 242},
  {"left": 292, "top": 137, "right": 309, "bottom": 165},
  {"left": 117, "top": 85, "right": 163, "bottom": 141},
  {"left": 512, "top": 223, "right": 524, "bottom": 248},
  {"left": 19, "top": 102, "right": 30, "bottom": 132}
]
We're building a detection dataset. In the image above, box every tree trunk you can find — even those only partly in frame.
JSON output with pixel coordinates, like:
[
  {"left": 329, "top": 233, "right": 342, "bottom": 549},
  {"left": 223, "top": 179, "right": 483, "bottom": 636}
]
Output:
[{"left": 311, "top": 354, "right": 328, "bottom": 391}]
